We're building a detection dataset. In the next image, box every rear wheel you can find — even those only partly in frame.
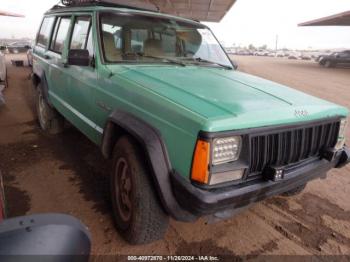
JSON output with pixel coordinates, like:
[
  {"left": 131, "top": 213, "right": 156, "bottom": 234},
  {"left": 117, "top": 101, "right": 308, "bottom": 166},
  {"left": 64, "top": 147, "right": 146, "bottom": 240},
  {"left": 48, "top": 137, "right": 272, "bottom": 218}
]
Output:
[
  {"left": 324, "top": 60, "right": 334, "bottom": 68},
  {"left": 282, "top": 184, "right": 306, "bottom": 197},
  {"left": 36, "top": 84, "right": 64, "bottom": 134},
  {"left": 111, "top": 136, "right": 169, "bottom": 244}
]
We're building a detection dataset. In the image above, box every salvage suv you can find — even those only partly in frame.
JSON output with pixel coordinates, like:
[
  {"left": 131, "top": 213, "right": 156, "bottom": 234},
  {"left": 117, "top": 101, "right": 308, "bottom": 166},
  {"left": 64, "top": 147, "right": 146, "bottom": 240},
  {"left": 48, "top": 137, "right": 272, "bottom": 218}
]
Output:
[{"left": 32, "top": 0, "right": 350, "bottom": 244}]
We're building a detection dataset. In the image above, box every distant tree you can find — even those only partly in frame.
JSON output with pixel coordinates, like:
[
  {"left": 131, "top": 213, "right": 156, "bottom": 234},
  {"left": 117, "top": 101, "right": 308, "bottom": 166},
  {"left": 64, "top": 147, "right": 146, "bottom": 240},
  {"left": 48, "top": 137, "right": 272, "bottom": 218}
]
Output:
[
  {"left": 259, "top": 45, "right": 267, "bottom": 50},
  {"left": 248, "top": 44, "right": 256, "bottom": 51}
]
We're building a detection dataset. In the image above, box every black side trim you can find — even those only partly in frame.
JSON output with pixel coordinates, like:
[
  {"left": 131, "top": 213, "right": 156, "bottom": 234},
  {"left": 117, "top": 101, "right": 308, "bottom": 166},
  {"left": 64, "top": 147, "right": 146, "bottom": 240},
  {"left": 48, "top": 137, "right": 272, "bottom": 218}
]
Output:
[
  {"left": 32, "top": 70, "right": 52, "bottom": 107},
  {"left": 101, "top": 111, "right": 196, "bottom": 222}
]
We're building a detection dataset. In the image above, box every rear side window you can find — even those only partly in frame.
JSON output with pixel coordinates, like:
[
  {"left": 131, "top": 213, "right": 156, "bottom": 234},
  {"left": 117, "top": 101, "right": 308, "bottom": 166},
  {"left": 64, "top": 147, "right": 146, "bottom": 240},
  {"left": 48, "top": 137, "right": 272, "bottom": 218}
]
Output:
[
  {"left": 70, "top": 16, "right": 91, "bottom": 50},
  {"left": 51, "top": 17, "right": 71, "bottom": 54},
  {"left": 37, "top": 17, "right": 55, "bottom": 47}
]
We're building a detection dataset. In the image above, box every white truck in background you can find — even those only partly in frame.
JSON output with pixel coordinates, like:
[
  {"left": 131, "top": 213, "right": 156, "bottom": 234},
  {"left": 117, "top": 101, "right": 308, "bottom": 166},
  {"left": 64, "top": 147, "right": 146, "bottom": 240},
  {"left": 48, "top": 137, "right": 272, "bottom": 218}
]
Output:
[
  {"left": 0, "top": 49, "right": 7, "bottom": 88},
  {"left": 0, "top": 47, "right": 6, "bottom": 106}
]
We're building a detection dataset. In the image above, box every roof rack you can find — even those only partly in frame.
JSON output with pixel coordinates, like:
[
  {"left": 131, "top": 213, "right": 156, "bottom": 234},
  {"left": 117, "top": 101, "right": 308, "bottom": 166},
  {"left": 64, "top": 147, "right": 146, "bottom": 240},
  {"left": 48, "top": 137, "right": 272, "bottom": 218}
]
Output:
[{"left": 55, "top": 0, "right": 159, "bottom": 12}]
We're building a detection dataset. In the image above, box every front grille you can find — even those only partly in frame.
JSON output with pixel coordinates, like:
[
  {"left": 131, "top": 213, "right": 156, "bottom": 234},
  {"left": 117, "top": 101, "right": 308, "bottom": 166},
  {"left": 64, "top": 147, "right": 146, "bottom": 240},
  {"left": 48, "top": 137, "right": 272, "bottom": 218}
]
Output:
[{"left": 249, "top": 120, "right": 340, "bottom": 174}]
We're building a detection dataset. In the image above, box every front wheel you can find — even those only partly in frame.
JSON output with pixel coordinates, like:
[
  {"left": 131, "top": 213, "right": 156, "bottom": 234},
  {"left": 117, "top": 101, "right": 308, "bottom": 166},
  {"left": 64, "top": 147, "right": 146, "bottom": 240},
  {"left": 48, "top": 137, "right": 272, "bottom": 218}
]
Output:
[{"left": 111, "top": 136, "right": 169, "bottom": 245}]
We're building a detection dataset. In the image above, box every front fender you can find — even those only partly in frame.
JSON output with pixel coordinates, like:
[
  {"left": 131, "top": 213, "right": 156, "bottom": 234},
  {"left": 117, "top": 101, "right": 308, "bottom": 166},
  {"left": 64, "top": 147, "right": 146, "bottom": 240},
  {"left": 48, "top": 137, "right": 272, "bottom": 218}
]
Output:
[{"left": 101, "top": 111, "right": 196, "bottom": 222}]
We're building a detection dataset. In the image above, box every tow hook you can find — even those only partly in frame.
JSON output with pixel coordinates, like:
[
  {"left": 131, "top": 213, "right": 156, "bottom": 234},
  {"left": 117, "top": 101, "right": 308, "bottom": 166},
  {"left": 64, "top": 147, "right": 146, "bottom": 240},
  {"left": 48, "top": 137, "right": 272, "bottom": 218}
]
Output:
[{"left": 336, "top": 147, "right": 350, "bottom": 169}]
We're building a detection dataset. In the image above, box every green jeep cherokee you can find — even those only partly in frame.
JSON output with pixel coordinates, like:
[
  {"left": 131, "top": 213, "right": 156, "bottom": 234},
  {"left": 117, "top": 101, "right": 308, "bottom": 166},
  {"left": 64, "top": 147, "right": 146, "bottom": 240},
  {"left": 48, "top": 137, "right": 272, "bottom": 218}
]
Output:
[{"left": 32, "top": 1, "right": 350, "bottom": 244}]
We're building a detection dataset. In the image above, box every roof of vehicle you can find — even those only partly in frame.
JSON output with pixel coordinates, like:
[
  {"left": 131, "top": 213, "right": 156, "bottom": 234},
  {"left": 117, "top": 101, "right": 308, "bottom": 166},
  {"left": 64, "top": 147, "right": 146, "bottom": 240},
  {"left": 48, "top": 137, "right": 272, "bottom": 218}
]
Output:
[
  {"left": 47, "top": 0, "right": 236, "bottom": 22},
  {"left": 46, "top": 5, "right": 206, "bottom": 26}
]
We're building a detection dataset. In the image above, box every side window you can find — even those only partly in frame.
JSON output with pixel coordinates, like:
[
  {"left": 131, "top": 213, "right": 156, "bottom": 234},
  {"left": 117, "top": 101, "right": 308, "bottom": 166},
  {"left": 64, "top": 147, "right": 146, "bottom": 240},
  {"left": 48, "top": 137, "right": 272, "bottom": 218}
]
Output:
[
  {"left": 50, "top": 17, "right": 71, "bottom": 54},
  {"left": 70, "top": 16, "right": 91, "bottom": 50},
  {"left": 37, "top": 17, "right": 55, "bottom": 47},
  {"left": 101, "top": 24, "right": 122, "bottom": 61},
  {"left": 131, "top": 29, "right": 148, "bottom": 53}
]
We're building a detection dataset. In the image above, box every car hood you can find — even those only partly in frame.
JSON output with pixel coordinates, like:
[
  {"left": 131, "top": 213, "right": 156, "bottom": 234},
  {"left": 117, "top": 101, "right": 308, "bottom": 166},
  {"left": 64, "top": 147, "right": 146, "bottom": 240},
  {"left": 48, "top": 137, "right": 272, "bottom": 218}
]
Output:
[{"left": 108, "top": 65, "right": 348, "bottom": 132}]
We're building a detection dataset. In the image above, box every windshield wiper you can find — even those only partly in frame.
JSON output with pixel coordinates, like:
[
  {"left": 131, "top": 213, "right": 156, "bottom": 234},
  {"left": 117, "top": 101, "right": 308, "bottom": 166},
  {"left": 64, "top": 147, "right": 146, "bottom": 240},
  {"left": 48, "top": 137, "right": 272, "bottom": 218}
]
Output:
[
  {"left": 141, "top": 55, "right": 186, "bottom": 67},
  {"left": 124, "top": 53, "right": 186, "bottom": 67},
  {"left": 182, "top": 57, "right": 233, "bottom": 70}
]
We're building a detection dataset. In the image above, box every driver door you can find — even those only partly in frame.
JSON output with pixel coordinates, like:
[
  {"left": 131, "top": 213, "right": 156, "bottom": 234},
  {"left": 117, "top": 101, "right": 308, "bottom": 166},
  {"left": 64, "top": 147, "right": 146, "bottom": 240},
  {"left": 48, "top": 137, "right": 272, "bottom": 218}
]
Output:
[{"left": 64, "top": 15, "right": 101, "bottom": 143}]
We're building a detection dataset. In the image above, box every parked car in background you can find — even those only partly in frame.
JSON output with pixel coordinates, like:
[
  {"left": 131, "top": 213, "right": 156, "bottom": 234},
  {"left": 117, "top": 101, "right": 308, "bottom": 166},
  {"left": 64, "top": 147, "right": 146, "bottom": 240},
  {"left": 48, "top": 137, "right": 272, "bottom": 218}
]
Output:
[
  {"left": 7, "top": 41, "right": 32, "bottom": 54},
  {"left": 27, "top": 48, "right": 33, "bottom": 67},
  {"left": 319, "top": 50, "right": 350, "bottom": 68},
  {"left": 0, "top": 47, "right": 7, "bottom": 88},
  {"left": 276, "top": 51, "right": 285, "bottom": 57},
  {"left": 300, "top": 53, "right": 312, "bottom": 60},
  {"left": 32, "top": 1, "right": 350, "bottom": 245},
  {"left": 288, "top": 52, "right": 299, "bottom": 60},
  {"left": 254, "top": 50, "right": 269, "bottom": 56}
]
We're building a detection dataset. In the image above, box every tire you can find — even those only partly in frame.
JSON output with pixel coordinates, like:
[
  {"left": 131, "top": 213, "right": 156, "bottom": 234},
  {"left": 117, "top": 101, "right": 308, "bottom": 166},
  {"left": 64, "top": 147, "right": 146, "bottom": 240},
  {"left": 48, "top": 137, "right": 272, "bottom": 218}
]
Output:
[
  {"left": 324, "top": 60, "right": 333, "bottom": 68},
  {"left": 36, "top": 84, "right": 64, "bottom": 134},
  {"left": 4, "top": 70, "right": 8, "bottom": 88},
  {"left": 111, "top": 136, "right": 169, "bottom": 245},
  {"left": 282, "top": 184, "right": 306, "bottom": 197}
]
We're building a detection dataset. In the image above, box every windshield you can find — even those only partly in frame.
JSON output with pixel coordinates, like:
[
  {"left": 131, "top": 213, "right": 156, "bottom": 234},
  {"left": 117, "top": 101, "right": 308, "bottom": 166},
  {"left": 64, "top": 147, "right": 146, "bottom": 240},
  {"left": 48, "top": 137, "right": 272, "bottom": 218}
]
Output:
[{"left": 99, "top": 12, "right": 232, "bottom": 68}]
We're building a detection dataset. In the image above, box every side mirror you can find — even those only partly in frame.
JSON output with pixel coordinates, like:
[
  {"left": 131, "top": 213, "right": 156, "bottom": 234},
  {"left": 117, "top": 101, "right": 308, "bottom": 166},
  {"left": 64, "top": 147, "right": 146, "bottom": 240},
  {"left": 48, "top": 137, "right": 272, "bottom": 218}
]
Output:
[{"left": 67, "top": 49, "right": 90, "bottom": 66}]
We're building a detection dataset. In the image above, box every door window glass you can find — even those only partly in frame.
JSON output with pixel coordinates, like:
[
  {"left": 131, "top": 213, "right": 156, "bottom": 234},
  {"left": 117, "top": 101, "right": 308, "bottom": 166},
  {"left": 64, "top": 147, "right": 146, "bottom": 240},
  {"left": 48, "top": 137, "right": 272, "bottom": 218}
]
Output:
[
  {"left": 70, "top": 17, "right": 91, "bottom": 50},
  {"left": 51, "top": 17, "right": 71, "bottom": 54}
]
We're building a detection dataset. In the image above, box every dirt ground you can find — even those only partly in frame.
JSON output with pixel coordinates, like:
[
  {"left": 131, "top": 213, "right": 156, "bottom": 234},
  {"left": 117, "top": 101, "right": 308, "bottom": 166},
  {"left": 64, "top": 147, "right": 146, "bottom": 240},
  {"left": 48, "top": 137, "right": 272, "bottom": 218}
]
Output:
[{"left": 1, "top": 54, "right": 350, "bottom": 257}]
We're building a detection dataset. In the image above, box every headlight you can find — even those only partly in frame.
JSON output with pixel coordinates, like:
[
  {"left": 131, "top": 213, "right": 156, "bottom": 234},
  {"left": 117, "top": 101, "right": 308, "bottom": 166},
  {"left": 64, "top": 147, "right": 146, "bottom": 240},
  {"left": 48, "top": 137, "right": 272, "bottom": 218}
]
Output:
[
  {"left": 335, "top": 118, "right": 348, "bottom": 151},
  {"left": 191, "top": 136, "right": 243, "bottom": 185},
  {"left": 212, "top": 136, "right": 242, "bottom": 165}
]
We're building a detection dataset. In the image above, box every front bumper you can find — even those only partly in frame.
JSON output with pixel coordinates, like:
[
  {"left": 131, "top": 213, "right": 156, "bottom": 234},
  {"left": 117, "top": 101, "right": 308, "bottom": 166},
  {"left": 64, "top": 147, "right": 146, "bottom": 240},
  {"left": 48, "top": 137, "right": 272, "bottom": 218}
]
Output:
[{"left": 171, "top": 147, "right": 350, "bottom": 218}]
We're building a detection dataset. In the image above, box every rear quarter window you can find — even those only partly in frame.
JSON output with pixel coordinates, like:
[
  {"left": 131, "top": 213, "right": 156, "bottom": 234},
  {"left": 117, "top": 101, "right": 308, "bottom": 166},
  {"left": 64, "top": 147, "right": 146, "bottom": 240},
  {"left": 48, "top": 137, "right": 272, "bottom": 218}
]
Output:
[{"left": 37, "top": 17, "right": 55, "bottom": 47}]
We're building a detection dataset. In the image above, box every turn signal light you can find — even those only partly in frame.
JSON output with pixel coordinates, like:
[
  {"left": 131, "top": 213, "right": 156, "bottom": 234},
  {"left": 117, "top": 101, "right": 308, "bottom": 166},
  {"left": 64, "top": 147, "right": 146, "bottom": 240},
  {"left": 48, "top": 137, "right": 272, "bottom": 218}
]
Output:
[{"left": 191, "top": 140, "right": 210, "bottom": 184}]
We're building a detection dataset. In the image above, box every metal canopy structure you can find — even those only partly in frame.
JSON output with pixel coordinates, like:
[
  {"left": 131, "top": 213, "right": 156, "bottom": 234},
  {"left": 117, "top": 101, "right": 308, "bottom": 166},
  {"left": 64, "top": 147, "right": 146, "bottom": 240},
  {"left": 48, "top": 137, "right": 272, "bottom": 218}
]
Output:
[
  {"left": 63, "top": 0, "right": 237, "bottom": 22},
  {"left": 299, "top": 11, "right": 350, "bottom": 26},
  {"left": 0, "top": 11, "right": 24, "bottom": 17}
]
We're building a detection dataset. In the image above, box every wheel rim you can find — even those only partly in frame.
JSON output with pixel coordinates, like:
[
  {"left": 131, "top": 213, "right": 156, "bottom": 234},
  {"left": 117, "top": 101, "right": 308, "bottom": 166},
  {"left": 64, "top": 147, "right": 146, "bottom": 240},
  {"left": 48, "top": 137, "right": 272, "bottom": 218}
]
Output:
[
  {"left": 115, "top": 158, "right": 133, "bottom": 222},
  {"left": 37, "top": 93, "right": 48, "bottom": 129}
]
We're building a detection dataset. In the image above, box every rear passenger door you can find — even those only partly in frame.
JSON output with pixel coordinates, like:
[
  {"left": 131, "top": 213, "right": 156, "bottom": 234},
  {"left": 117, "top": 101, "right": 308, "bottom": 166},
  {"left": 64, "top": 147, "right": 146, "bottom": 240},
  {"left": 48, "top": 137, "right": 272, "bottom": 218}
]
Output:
[
  {"left": 64, "top": 14, "right": 101, "bottom": 143},
  {"left": 46, "top": 16, "right": 72, "bottom": 106}
]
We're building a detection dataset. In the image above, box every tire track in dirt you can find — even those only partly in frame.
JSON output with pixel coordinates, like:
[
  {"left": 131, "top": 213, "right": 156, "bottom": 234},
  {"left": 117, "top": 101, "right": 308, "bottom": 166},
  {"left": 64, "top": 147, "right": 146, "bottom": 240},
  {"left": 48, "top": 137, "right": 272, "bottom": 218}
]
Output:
[{"left": 252, "top": 195, "right": 350, "bottom": 254}]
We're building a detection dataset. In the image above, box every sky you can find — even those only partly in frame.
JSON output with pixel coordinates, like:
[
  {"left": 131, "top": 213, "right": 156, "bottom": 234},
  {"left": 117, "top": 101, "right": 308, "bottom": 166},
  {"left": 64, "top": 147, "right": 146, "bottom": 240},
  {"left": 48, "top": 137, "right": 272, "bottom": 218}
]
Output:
[{"left": 0, "top": 0, "right": 350, "bottom": 50}]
